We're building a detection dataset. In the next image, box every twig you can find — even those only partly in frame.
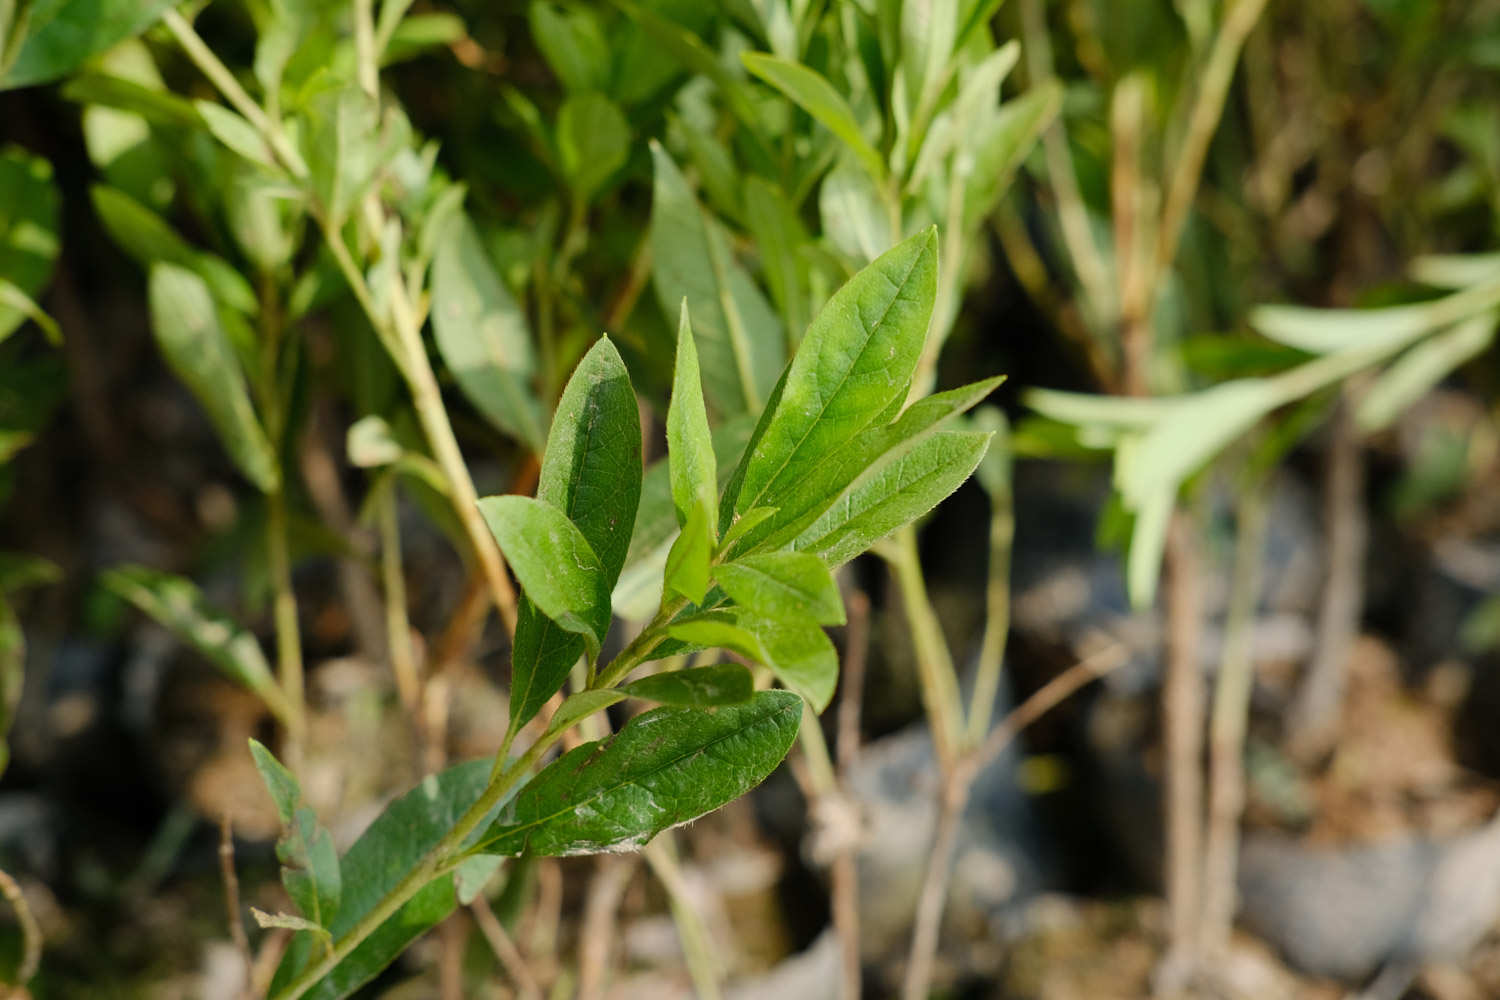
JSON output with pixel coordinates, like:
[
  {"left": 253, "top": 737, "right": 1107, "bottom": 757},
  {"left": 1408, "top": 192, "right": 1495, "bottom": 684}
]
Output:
[
  {"left": 0, "top": 868, "right": 40, "bottom": 988},
  {"left": 1159, "top": 511, "right": 1207, "bottom": 992},
  {"left": 883, "top": 527, "right": 965, "bottom": 769},
  {"left": 576, "top": 856, "right": 637, "bottom": 1000},
  {"left": 967, "top": 465, "right": 1015, "bottom": 746},
  {"left": 1020, "top": 0, "right": 1114, "bottom": 329},
  {"left": 526, "top": 859, "right": 563, "bottom": 970},
  {"left": 837, "top": 589, "right": 870, "bottom": 776},
  {"left": 644, "top": 835, "right": 723, "bottom": 1000},
  {"left": 1202, "top": 484, "right": 1268, "bottom": 957},
  {"left": 438, "top": 912, "right": 463, "bottom": 1000},
  {"left": 1154, "top": 0, "right": 1271, "bottom": 282},
  {"left": 471, "top": 895, "right": 543, "bottom": 1000},
  {"left": 378, "top": 485, "right": 422, "bottom": 718},
  {"left": 219, "top": 814, "right": 253, "bottom": 999},
  {"left": 1289, "top": 391, "right": 1365, "bottom": 761}
]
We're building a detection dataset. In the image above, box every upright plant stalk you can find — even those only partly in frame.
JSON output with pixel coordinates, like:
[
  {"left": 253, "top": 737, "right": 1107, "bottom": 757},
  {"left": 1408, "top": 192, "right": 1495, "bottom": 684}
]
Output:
[
  {"left": 882, "top": 526, "right": 965, "bottom": 768},
  {"left": 378, "top": 484, "right": 421, "bottom": 716},
  {"left": 1201, "top": 483, "right": 1267, "bottom": 955},
  {"left": 266, "top": 485, "right": 306, "bottom": 753}
]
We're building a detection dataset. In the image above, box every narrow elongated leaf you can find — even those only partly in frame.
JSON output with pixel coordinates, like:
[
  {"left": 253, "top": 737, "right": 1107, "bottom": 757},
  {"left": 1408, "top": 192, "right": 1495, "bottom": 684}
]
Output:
[
  {"left": 1126, "top": 482, "right": 1174, "bottom": 610},
  {"left": 102, "top": 565, "right": 292, "bottom": 722},
  {"left": 93, "top": 186, "right": 259, "bottom": 315},
  {"left": 1357, "top": 313, "right": 1497, "bottom": 432},
  {"left": 196, "top": 101, "right": 277, "bottom": 170},
  {"left": 622, "top": 664, "right": 754, "bottom": 707},
  {"left": 302, "top": 88, "right": 405, "bottom": 225},
  {"left": 431, "top": 214, "right": 546, "bottom": 452},
  {"left": 0, "top": 553, "right": 60, "bottom": 595},
  {"left": 1249, "top": 279, "right": 1500, "bottom": 354},
  {"left": 649, "top": 143, "right": 784, "bottom": 416},
  {"left": 798, "top": 430, "right": 991, "bottom": 567},
  {"left": 742, "top": 177, "right": 810, "bottom": 337},
  {"left": 529, "top": 1, "right": 609, "bottom": 93},
  {"left": 547, "top": 690, "right": 626, "bottom": 738},
  {"left": 667, "top": 611, "right": 838, "bottom": 710},
  {"left": 733, "top": 374, "right": 1002, "bottom": 555},
  {"left": 742, "top": 52, "right": 885, "bottom": 183},
  {"left": 270, "top": 759, "right": 514, "bottom": 1000},
  {"left": 728, "top": 229, "right": 938, "bottom": 527},
  {"left": 667, "top": 302, "right": 717, "bottom": 529},
  {"left": 480, "top": 495, "right": 611, "bottom": 662},
  {"left": 250, "top": 741, "right": 341, "bottom": 931},
  {"left": 964, "top": 82, "right": 1062, "bottom": 226},
  {"left": 507, "top": 338, "right": 642, "bottom": 728},
  {"left": 821, "top": 158, "right": 894, "bottom": 265},
  {"left": 0, "top": 0, "right": 175, "bottom": 89},
  {"left": 476, "top": 691, "right": 800, "bottom": 856},
  {"left": 717, "top": 551, "right": 844, "bottom": 626},
  {"left": 147, "top": 264, "right": 278, "bottom": 491},
  {"left": 663, "top": 502, "right": 712, "bottom": 605},
  {"left": 0, "top": 148, "right": 59, "bottom": 342}
]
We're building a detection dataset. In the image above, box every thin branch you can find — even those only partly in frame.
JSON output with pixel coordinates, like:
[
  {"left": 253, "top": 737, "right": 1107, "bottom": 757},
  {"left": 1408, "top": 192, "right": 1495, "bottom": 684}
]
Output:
[
  {"left": 378, "top": 484, "right": 422, "bottom": 717},
  {"left": 576, "top": 856, "right": 637, "bottom": 1000},
  {"left": 883, "top": 526, "right": 965, "bottom": 769},
  {"left": 644, "top": 835, "right": 723, "bottom": 1000},
  {"left": 0, "top": 868, "right": 40, "bottom": 988},
  {"left": 471, "top": 895, "right": 542, "bottom": 1000},
  {"left": 901, "top": 773, "right": 967, "bottom": 1000},
  {"left": 974, "top": 641, "right": 1129, "bottom": 774},
  {"left": 219, "top": 814, "right": 253, "bottom": 1000}
]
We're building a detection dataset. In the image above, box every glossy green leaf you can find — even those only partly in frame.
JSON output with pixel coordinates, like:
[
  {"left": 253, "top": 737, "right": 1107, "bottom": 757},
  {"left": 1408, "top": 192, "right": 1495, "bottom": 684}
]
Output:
[
  {"left": 742, "top": 176, "right": 810, "bottom": 337},
  {"left": 728, "top": 229, "right": 938, "bottom": 529},
  {"left": 556, "top": 92, "right": 629, "bottom": 203},
  {"left": 0, "top": 0, "right": 175, "bottom": 89},
  {"left": 102, "top": 565, "right": 293, "bottom": 722},
  {"left": 92, "top": 186, "right": 259, "bottom": 315},
  {"left": 649, "top": 143, "right": 784, "bottom": 416},
  {"left": 718, "top": 551, "right": 844, "bottom": 626},
  {"left": 431, "top": 214, "right": 546, "bottom": 452},
  {"left": 1358, "top": 313, "right": 1497, "bottom": 432},
  {"left": 719, "top": 506, "right": 778, "bottom": 552},
  {"left": 147, "top": 263, "right": 278, "bottom": 491},
  {"left": 820, "top": 158, "right": 894, "bottom": 265},
  {"left": 476, "top": 691, "right": 800, "bottom": 855},
  {"left": 529, "top": 1, "right": 609, "bottom": 93},
  {"left": 668, "top": 302, "right": 717, "bottom": 529},
  {"left": 547, "top": 690, "right": 626, "bottom": 739},
  {"left": 742, "top": 52, "right": 885, "bottom": 183},
  {"left": 667, "top": 611, "right": 838, "bottom": 711},
  {"left": 663, "top": 501, "right": 713, "bottom": 605},
  {"left": 507, "top": 337, "right": 642, "bottom": 728},
  {"left": 0, "top": 147, "right": 59, "bottom": 342},
  {"left": 479, "top": 495, "right": 611, "bottom": 662},
  {"left": 250, "top": 740, "right": 341, "bottom": 930},
  {"left": 798, "top": 430, "right": 992, "bottom": 568},
  {"left": 270, "top": 759, "right": 513, "bottom": 1000},
  {"left": 622, "top": 664, "right": 754, "bottom": 707}
]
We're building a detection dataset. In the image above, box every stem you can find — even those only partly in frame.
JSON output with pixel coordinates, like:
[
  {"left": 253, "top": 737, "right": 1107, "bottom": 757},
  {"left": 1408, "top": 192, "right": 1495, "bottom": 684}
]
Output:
[
  {"left": 1154, "top": 0, "right": 1270, "bottom": 283},
  {"left": 644, "top": 835, "right": 722, "bottom": 1000},
  {"left": 378, "top": 484, "right": 421, "bottom": 716},
  {"left": 1201, "top": 482, "right": 1267, "bottom": 956},
  {"left": 883, "top": 526, "right": 964, "bottom": 768},
  {"left": 272, "top": 739, "right": 551, "bottom": 1000},
  {"left": 160, "top": 8, "right": 308, "bottom": 180},
  {"left": 267, "top": 481, "right": 306, "bottom": 755},
  {"left": 219, "top": 814, "right": 253, "bottom": 999},
  {"left": 576, "top": 855, "right": 637, "bottom": 1000},
  {"left": 352, "top": 0, "right": 378, "bottom": 100},
  {"left": 797, "top": 703, "right": 837, "bottom": 794},
  {"left": 471, "top": 895, "right": 542, "bottom": 1000},
  {"left": 901, "top": 773, "right": 967, "bottom": 1000},
  {"left": 0, "top": 867, "right": 40, "bottom": 987},
  {"left": 966, "top": 470, "right": 1013, "bottom": 747}
]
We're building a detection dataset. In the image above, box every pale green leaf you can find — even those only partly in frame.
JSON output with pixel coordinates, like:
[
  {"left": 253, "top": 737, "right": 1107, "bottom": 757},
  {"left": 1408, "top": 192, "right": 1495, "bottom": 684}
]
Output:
[
  {"left": 742, "top": 51, "right": 885, "bottom": 183},
  {"left": 0, "top": 0, "right": 175, "bottom": 89},
  {"left": 196, "top": 101, "right": 278, "bottom": 170},
  {"left": 556, "top": 92, "right": 630, "bottom": 203},
  {"left": 667, "top": 611, "right": 838, "bottom": 711},
  {"left": 1357, "top": 313, "right": 1498, "bottom": 432},
  {"left": 663, "top": 501, "right": 713, "bottom": 605},
  {"left": 529, "top": 1, "right": 609, "bottom": 92},
  {"left": 820, "top": 158, "right": 894, "bottom": 264},
  {"left": 717, "top": 550, "right": 845, "bottom": 626}
]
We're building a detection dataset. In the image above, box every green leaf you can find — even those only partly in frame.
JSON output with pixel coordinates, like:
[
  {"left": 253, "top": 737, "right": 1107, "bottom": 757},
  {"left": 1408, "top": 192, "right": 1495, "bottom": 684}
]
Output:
[
  {"left": 92, "top": 186, "right": 259, "bottom": 315},
  {"left": 453, "top": 855, "right": 505, "bottom": 906},
  {"left": 302, "top": 87, "right": 406, "bottom": 225},
  {"left": 507, "top": 337, "right": 642, "bottom": 729},
  {"left": 147, "top": 263, "right": 279, "bottom": 491},
  {"left": 742, "top": 177, "right": 810, "bottom": 337},
  {"left": 667, "top": 302, "right": 717, "bottom": 530},
  {"left": 622, "top": 664, "right": 754, "bottom": 707},
  {"left": 1248, "top": 280, "right": 1500, "bottom": 355},
  {"left": 479, "top": 495, "right": 611, "bottom": 663},
  {"left": 964, "top": 81, "right": 1061, "bottom": 227},
  {"left": 529, "top": 0, "right": 610, "bottom": 93},
  {"left": 556, "top": 92, "right": 630, "bottom": 203},
  {"left": 0, "top": 147, "right": 59, "bottom": 342},
  {"left": 0, "top": 280, "right": 59, "bottom": 346},
  {"left": 60, "top": 71, "right": 200, "bottom": 127},
  {"left": 614, "top": 416, "right": 756, "bottom": 621},
  {"left": 1357, "top": 313, "right": 1497, "bottom": 432},
  {"left": 195, "top": 101, "right": 278, "bottom": 170},
  {"left": 1126, "top": 483, "right": 1174, "bottom": 610},
  {"left": 820, "top": 158, "right": 894, "bottom": 265},
  {"left": 249, "top": 740, "right": 341, "bottom": 930},
  {"left": 102, "top": 565, "right": 292, "bottom": 722},
  {"left": 717, "top": 551, "right": 844, "bottom": 626},
  {"left": 476, "top": 691, "right": 801, "bottom": 855},
  {"left": 741, "top": 51, "right": 885, "bottom": 183},
  {"left": 727, "top": 229, "right": 938, "bottom": 530},
  {"left": 798, "top": 429, "right": 992, "bottom": 568},
  {"left": 649, "top": 143, "right": 785, "bottom": 416},
  {"left": 0, "top": 0, "right": 175, "bottom": 89},
  {"left": 346, "top": 415, "right": 404, "bottom": 468},
  {"left": 0, "top": 552, "right": 60, "bottom": 595},
  {"left": 1410, "top": 253, "right": 1500, "bottom": 290},
  {"left": 719, "top": 506, "right": 778, "bottom": 552},
  {"left": 547, "top": 690, "right": 626, "bottom": 739},
  {"left": 663, "top": 501, "right": 713, "bottom": 605},
  {"left": 667, "top": 611, "right": 838, "bottom": 711},
  {"left": 431, "top": 214, "right": 546, "bottom": 452},
  {"left": 270, "top": 759, "right": 514, "bottom": 1000},
  {"left": 0, "top": 597, "right": 21, "bottom": 778}
]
